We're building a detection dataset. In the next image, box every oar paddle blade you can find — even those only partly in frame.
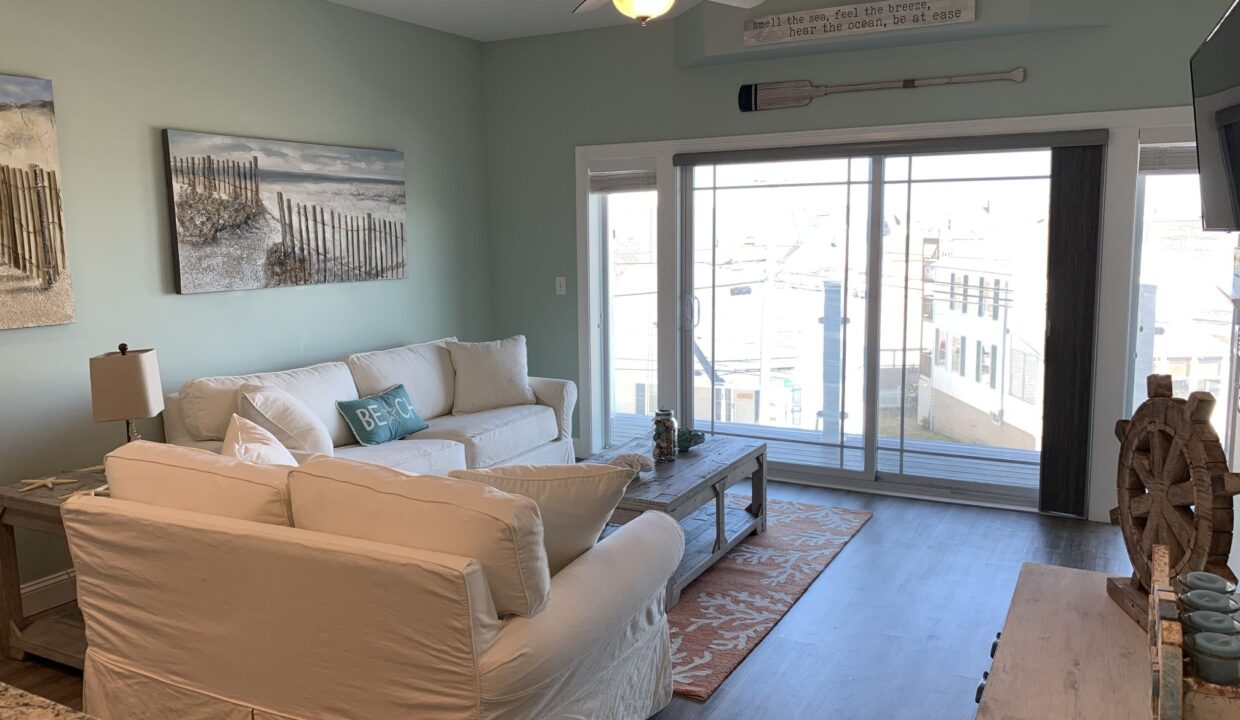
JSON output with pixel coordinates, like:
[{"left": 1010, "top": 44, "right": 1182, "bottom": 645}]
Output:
[{"left": 739, "top": 81, "right": 819, "bottom": 112}]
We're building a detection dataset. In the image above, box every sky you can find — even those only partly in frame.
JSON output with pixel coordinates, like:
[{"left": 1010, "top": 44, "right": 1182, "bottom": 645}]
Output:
[
  {"left": 166, "top": 130, "right": 404, "bottom": 182},
  {"left": 0, "top": 74, "right": 53, "bottom": 105}
]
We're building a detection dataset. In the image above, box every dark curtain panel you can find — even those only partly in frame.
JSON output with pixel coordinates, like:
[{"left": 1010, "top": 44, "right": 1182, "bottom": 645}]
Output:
[{"left": 1039, "top": 144, "right": 1106, "bottom": 516}]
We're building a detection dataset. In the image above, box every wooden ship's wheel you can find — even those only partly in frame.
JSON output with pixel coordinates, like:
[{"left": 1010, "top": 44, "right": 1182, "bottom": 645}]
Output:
[{"left": 1113, "top": 375, "right": 1239, "bottom": 592}]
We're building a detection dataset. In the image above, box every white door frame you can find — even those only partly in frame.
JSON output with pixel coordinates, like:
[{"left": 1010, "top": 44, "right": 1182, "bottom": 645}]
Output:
[{"left": 576, "top": 106, "right": 1194, "bottom": 522}]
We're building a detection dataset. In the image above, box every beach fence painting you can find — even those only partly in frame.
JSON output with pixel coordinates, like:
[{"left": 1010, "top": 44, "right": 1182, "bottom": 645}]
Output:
[
  {"left": 0, "top": 74, "right": 74, "bottom": 330},
  {"left": 163, "top": 130, "right": 406, "bottom": 294}
]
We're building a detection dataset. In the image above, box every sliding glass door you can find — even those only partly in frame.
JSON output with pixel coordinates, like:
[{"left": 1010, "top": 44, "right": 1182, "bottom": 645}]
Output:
[
  {"left": 877, "top": 151, "right": 1049, "bottom": 490},
  {"left": 689, "top": 159, "right": 871, "bottom": 472},
  {"left": 686, "top": 149, "right": 1053, "bottom": 493}
]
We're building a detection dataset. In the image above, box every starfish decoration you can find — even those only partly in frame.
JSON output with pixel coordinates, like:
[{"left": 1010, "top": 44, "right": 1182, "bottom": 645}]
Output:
[{"left": 19, "top": 477, "right": 78, "bottom": 493}]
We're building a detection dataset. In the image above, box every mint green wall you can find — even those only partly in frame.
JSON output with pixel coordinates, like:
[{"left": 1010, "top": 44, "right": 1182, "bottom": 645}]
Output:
[
  {"left": 482, "top": 0, "right": 1233, "bottom": 386},
  {"left": 0, "top": 0, "right": 489, "bottom": 581}
]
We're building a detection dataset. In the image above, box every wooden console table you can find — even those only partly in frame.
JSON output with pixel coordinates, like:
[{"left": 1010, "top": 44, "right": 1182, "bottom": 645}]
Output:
[
  {"left": 0, "top": 468, "right": 106, "bottom": 670},
  {"left": 976, "top": 563, "right": 1148, "bottom": 720}
]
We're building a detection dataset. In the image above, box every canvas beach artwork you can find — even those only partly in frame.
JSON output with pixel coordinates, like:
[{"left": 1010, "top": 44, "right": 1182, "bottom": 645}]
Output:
[
  {"left": 163, "top": 130, "right": 407, "bottom": 294},
  {"left": 0, "top": 74, "right": 74, "bottom": 330}
]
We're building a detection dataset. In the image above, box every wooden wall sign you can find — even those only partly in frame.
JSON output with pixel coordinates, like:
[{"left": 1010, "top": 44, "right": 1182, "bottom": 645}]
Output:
[{"left": 744, "top": 0, "right": 976, "bottom": 47}]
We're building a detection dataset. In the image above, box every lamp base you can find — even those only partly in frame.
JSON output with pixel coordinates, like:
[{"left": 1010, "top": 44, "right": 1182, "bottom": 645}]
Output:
[{"left": 125, "top": 419, "right": 142, "bottom": 444}]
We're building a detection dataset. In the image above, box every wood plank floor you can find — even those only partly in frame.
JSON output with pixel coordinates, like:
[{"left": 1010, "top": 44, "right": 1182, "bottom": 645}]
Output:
[
  {"left": 0, "top": 481, "right": 1130, "bottom": 720},
  {"left": 653, "top": 481, "right": 1130, "bottom": 720}
]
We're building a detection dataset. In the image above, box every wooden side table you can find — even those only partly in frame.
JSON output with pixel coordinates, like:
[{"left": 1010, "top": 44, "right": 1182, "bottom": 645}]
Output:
[{"left": 0, "top": 468, "right": 106, "bottom": 670}]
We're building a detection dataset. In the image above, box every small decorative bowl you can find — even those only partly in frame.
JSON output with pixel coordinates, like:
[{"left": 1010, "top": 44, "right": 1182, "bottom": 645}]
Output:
[
  {"left": 1181, "top": 589, "right": 1240, "bottom": 616},
  {"left": 1184, "top": 632, "right": 1240, "bottom": 686},
  {"left": 1179, "top": 571, "right": 1238, "bottom": 596},
  {"left": 1184, "top": 610, "right": 1240, "bottom": 637}
]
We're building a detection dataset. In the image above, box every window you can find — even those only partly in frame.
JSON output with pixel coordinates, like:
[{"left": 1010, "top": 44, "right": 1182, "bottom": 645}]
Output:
[
  {"left": 950, "top": 336, "right": 962, "bottom": 373},
  {"left": 992, "top": 279, "right": 1002, "bottom": 320},
  {"left": 1010, "top": 348, "right": 1039, "bottom": 404},
  {"left": 961, "top": 274, "right": 970, "bottom": 314},
  {"left": 1131, "top": 145, "right": 1238, "bottom": 433},
  {"left": 949, "top": 273, "right": 957, "bottom": 310},
  {"left": 935, "top": 329, "right": 946, "bottom": 366},
  {"left": 977, "top": 277, "right": 986, "bottom": 317}
]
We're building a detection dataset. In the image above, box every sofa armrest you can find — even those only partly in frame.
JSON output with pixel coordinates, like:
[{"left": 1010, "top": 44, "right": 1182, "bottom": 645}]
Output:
[
  {"left": 479, "top": 511, "right": 683, "bottom": 706},
  {"left": 529, "top": 377, "right": 577, "bottom": 441}
]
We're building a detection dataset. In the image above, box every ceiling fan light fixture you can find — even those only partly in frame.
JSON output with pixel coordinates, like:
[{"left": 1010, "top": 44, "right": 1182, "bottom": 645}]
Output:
[{"left": 612, "top": 0, "right": 676, "bottom": 25}]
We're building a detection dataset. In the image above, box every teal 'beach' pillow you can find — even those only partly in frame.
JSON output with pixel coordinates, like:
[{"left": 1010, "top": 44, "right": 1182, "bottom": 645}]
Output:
[{"left": 336, "top": 384, "right": 428, "bottom": 446}]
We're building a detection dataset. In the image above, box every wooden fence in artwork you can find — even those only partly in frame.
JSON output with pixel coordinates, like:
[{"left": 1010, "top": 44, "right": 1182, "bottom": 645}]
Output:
[
  {"left": 274, "top": 191, "right": 406, "bottom": 285},
  {"left": 170, "top": 154, "right": 261, "bottom": 207},
  {"left": 0, "top": 164, "right": 67, "bottom": 289}
]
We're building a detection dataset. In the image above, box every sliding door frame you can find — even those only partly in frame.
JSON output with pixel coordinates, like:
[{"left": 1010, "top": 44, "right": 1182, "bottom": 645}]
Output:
[{"left": 576, "top": 106, "right": 1194, "bottom": 520}]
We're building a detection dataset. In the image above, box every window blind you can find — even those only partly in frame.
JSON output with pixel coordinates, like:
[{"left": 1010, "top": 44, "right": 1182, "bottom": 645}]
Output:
[
  {"left": 1139, "top": 144, "right": 1199, "bottom": 174},
  {"left": 589, "top": 170, "right": 657, "bottom": 194}
]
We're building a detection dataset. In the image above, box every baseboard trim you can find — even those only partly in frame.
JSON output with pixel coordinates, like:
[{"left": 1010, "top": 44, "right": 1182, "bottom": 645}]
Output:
[{"left": 21, "top": 569, "right": 76, "bottom": 616}]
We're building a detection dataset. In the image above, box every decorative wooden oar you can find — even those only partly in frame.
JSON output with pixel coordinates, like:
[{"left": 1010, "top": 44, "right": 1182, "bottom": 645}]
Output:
[{"left": 739, "top": 67, "right": 1025, "bottom": 112}]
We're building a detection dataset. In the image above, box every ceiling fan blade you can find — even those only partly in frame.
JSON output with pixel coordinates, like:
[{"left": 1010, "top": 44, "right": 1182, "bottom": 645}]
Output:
[
  {"left": 709, "top": 0, "right": 768, "bottom": 8},
  {"left": 574, "top": 0, "right": 612, "bottom": 13}
]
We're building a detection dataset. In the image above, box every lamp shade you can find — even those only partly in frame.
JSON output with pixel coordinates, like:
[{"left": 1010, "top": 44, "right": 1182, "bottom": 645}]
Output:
[
  {"left": 89, "top": 347, "right": 164, "bottom": 423},
  {"left": 613, "top": 0, "right": 675, "bottom": 22}
]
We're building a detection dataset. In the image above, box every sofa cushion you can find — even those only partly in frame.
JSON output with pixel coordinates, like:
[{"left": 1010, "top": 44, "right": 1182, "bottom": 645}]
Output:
[
  {"left": 446, "top": 336, "right": 536, "bottom": 415},
  {"left": 449, "top": 464, "right": 633, "bottom": 575},
  {"left": 221, "top": 414, "right": 298, "bottom": 467},
  {"left": 345, "top": 338, "right": 456, "bottom": 420},
  {"left": 419, "top": 405, "right": 557, "bottom": 468},
  {"left": 288, "top": 457, "right": 551, "bottom": 617},
  {"left": 106, "top": 441, "right": 292, "bottom": 525},
  {"left": 238, "top": 384, "right": 335, "bottom": 461},
  {"left": 335, "top": 439, "right": 466, "bottom": 476},
  {"left": 178, "top": 362, "right": 359, "bottom": 447}
]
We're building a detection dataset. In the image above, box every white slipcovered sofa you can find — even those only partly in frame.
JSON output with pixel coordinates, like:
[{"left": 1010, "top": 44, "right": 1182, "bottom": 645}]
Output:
[
  {"left": 63, "top": 443, "right": 685, "bottom": 719},
  {"left": 162, "top": 337, "right": 577, "bottom": 474}
]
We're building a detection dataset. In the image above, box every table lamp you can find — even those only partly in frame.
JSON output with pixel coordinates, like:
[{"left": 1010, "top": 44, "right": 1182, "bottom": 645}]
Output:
[{"left": 89, "top": 343, "right": 164, "bottom": 444}]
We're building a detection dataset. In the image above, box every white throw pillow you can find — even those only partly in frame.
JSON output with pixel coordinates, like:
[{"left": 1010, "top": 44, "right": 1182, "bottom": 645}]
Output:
[
  {"left": 222, "top": 414, "right": 298, "bottom": 467},
  {"left": 450, "top": 464, "right": 633, "bottom": 574},
  {"left": 289, "top": 457, "right": 551, "bottom": 617},
  {"left": 345, "top": 337, "right": 457, "bottom": 420},
  {"left": 237, "top": 384, "right": 335, "bottom": 461},
  {"left": 106, "top": 440, "right": 293, "bottom": 525},
  {"left": 446, "top": 336, "right": 536, "bottom": 415}
]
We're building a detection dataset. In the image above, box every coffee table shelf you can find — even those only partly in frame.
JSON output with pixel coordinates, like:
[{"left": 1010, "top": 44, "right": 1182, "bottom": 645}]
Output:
[{"left": 590, "top": 436, "right": 767, "bottom": 607}]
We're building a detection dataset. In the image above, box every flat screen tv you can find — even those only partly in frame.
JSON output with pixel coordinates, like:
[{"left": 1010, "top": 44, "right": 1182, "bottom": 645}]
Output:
[{"left": 1192, "top": 0, "right": 1240, "bottom": 231}]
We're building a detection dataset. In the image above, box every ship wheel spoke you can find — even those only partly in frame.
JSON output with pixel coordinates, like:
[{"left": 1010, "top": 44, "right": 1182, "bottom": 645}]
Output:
[
  {"left": 1141, "top": 507, "right": 1163, "bottom": 552},
  {"left": 1163, "top": 506, "right": 1196, "bottom": 557},
  {"left": 1149, "top": 431, "right": 1168, "bottom": 489},
  {"left": 1166, "top": 479, "right": 1198, "bottom": 507},
  {"left": 1162, "top": 434, "right": 1187, "bottom": 485},
  {"left": 1128, "top": 492, "right": 1153, "bottom": 518},
  {"left": 1132, "top": 452, "right": 1155, "bottom": 489}
]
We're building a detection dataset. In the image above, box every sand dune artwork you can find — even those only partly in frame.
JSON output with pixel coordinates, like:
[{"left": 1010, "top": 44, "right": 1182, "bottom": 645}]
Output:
[
  {"left": 0, "top": 74, "right": 74, "bottom": 330},
  {"left": 163, "top": 130, "right": 407, "bottom": 294}
]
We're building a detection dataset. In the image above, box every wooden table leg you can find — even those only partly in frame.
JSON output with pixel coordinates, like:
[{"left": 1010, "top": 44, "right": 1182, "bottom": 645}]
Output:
[
  {"left": 748, "top": 452, "right": 768, "bottom": 533},
  {"left": 712, "top": 481, "right": 726, "bottom": 552},
  {"left": 0, "top": 519, "right": 27, "bottom": 661}
]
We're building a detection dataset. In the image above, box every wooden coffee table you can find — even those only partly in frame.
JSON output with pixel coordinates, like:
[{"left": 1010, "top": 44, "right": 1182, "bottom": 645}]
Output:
[{"left": 590, "top": 436, "right": 767, "bottom": 607}]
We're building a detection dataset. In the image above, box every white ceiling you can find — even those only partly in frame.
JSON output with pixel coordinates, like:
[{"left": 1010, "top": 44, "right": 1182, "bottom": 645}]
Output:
[{"left": 325, "top": 0, "right": 705, "bottom": 42}]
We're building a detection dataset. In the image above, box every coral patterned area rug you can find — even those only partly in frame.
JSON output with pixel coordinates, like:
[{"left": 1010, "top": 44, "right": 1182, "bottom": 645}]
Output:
[{"left": 668, "top": 496, "right": 871, "bottom": 701}]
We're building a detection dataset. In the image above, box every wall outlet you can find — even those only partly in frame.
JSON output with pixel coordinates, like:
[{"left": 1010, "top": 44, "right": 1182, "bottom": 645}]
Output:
[{"left": 555, "top": 276, "right": 567, "bottom": 296}]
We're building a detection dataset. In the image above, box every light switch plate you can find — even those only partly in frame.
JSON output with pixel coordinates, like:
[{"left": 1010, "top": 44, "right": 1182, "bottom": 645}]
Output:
[{"left": 555, "top": 276, "right": 567, "bottom": 295}]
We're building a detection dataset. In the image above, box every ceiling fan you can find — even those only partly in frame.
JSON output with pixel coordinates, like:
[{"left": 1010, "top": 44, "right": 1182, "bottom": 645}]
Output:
[{"left": 574, "top": 0, "right": 767, "bottom": 27}]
